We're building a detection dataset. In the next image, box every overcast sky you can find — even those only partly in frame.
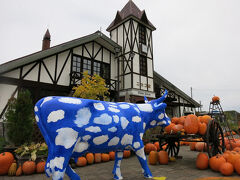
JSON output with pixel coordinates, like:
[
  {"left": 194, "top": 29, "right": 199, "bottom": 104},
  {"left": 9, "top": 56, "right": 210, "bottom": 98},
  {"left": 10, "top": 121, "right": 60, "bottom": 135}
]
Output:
[{"left": 0, "top": 0, "right": 240, "bottom": 112}]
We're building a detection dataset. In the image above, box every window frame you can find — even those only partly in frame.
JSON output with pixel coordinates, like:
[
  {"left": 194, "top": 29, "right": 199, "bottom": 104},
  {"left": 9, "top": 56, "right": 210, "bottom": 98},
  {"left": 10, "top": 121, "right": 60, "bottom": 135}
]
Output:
[
  {"left": 139, "top": 55, "right": 148, "bottom": 77},
  {"left": 139, "top": 24, "right": 146, "bottom": 45}
]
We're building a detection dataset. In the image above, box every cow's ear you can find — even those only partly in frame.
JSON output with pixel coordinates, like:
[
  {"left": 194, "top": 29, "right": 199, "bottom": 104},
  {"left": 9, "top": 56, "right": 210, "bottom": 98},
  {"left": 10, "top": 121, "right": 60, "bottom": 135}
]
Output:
[{"left": 144, "top": 96, "right": 149, "bottom": 103}]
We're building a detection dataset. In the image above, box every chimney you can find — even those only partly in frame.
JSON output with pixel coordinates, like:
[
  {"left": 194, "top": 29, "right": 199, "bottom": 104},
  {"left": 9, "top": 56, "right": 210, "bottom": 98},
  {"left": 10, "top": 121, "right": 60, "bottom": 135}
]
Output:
[{"left": 42, "top": 29, "right": 51, "bottom": 50}]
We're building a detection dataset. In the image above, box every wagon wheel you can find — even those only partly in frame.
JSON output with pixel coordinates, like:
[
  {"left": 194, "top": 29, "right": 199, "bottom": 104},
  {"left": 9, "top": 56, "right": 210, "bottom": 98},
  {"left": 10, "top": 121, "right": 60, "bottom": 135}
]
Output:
[
  {"left": 159, "top": 137, "right": 180, "bottom": 157},
  {"left": 206, "top": 120, "right": 225, "bottom": 157}
]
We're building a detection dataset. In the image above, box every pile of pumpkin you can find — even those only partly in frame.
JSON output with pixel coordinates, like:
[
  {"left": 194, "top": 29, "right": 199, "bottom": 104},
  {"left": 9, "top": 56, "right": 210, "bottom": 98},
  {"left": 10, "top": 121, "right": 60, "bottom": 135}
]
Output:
[
  {"left": 144, "top": 142, "right": 175, "bottom": 165},
  {"left": 0, "top": 152, "right": 45, "bottom": 176},
  {"left": 165, "top": 114, "right": 212, "bottom": 135},
  {"left": 196, "top": 147, "right": 240, "bottom": 176},
  {"left": 0, "top": 150, "right": 132, "bottom": 176}
]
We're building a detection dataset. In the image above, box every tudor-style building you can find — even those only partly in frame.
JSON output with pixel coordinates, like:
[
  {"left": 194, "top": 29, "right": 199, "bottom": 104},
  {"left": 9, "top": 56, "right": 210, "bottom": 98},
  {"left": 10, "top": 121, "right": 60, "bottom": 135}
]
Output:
[{"left": 0, "top": 0, "right": 200, "bottom": 123}]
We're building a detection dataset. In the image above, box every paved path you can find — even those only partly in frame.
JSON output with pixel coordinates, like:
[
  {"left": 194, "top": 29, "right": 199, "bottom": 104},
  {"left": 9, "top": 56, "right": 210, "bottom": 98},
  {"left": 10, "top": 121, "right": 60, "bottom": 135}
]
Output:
[{"left": 1, "top": 146, "right": 240, "bottom": 180}]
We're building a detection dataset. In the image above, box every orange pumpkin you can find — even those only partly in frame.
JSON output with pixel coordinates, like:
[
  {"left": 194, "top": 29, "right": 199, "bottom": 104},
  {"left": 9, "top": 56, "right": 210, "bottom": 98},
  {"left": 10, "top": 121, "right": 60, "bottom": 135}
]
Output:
[
  {"left": 94, "top": 153, "right": 101, "bottom": 163},
  {"left": 154, "top": 142, "right": 160, "bottom": 151},
  {"left": 223, "top": 151, "right": 231, "bottom": 160},
  {"left": 184, "top": 114, "right": 199, "bottom": 134},
  {"left": 123, "top": 150, "right": 131, "bottom": 158},
  {"left": 178, "top": 116, "right": 186, "bottom": 125},
  {"left": 86, "top": 153, "right": 94, "bottom": 164},
  {"left": 16, "top": 165, "right": 22, "bottom": 176},
  {"left": 158, "top": 151, "right": 168, "bottom": 165},
  {"left": 22, "top": 161, "right": 36, "bottom": 175},
  {"left": 148, "top": 151, "right": 158, "bottom": 165},
  {"left": 226, "top": 151, "right": 240, "bottom": 166},
  {"left": 219, "top": 162, "right": 234, "bottom": 176},
  {"left": 198, "top": 122, "right": 207, "bottom": 135},
  {"left": 195, "top": 142, "right": 207, "bottom": 152},
  {"left": 209, "top": 155, "right": 226, "bottom": 171},
  {"left": 101, "top": 153, "right": 110, "bottom": 162},
  {"left": 144, "top": 143, "right": 157, "bottom": 154},
  {"left": 196, "top": 152, "right": 209, "bottom": 170},
  {"left": 76, "top": 157, "right": 87, "bottom": 167},
  {"left": 109, "top": 151, "right": 115, "bottom": 160},
  {"left": 201, "top": 115, "right": 212, "bottom": 124},
  {"left": 0, "top": 152, "right": 14, "bottom": 175},
  {"left": 172, "top": 124, "right": 184, "bottom": 133},
  {"left": 212, "top": 96, "right": 220, "bottom": 102},
  {"left": 165, "top": 123, "right": 175, "bottom": 134},
  {"left": 189, "top": 142, "right": 196, "bottom": 151},
  {"left": 36, "top": 160, "right": 46, "bottom": 173},
  {"left": 171, "top": 117, "right": 179, "bottom": 124},
  {"left": 234, "top": 158, "right": 240, "bottom": 175}
]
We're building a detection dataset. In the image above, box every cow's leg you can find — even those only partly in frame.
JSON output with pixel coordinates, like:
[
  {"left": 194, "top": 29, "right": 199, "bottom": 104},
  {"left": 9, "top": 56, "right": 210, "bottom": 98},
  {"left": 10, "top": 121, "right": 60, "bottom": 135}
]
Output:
[
  {"left": 134, "top": 144, "right": 152, "bottom": 178},
  {"left": 112, "top": 151, "right": 123, "bottom": 180},
  {"left": 66, "top": 164, "right": 81, "bottom": 180}
]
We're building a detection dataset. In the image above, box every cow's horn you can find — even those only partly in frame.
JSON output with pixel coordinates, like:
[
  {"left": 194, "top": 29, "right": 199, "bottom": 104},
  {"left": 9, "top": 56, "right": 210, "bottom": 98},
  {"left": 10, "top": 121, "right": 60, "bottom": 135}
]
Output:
[{"left": 153, "top": 90, "right": 168, "bottom": 106}]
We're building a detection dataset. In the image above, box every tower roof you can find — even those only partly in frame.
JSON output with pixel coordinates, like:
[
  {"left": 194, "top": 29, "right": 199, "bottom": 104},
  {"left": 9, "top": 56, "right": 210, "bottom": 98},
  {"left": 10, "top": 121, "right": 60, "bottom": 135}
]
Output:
[{"left": 107, "top": 0, "right": 156, "bottom": 31}]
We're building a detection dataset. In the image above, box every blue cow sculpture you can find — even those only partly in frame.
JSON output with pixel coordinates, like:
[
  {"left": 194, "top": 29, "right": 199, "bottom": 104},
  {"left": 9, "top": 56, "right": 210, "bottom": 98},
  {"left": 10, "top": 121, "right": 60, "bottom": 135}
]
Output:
[{"left": 34, "top": 90, "right": 170, "bottom": 180}]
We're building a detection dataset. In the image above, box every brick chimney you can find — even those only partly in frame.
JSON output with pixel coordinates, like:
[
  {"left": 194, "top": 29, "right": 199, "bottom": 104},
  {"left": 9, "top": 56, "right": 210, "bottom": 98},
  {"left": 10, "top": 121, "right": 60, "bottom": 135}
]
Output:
[{"left": 42, "top": 29, "right": 51, "bottom": 50}]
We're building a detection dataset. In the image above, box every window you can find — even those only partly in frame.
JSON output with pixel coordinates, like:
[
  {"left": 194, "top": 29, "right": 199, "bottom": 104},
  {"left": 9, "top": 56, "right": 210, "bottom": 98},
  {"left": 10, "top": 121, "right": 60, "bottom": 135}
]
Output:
[
  {"left": 101, "top": 63, "right": 110, "bottom": 81},
  {"left": 72, "top": 56, "right": 81, "bottom": 73},
  {"left": 93, "top": 61, "right": 101, "bottom": 75},
  {"left": 139, "top": 24, "right": 146, "bottom": 45},
  {"left": 83, "top": 58, "right": 91, "bottom": 75},
  {"left": 140, "top": 55, "right": 147, "bottom": 76},
  {"left": 72, "top": 55, "right": 111, "bottom": 83}
]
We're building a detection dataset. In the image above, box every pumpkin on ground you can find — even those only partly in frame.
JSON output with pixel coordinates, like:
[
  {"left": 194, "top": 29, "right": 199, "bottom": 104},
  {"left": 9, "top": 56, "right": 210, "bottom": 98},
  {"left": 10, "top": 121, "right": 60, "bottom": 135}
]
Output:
[
  {"left": 36, "top": 160, "right": 46, "bottom": 173},
  {"left": 196, "top": 153, "right": 208, "bottom": 170},
  {"left": 144, "top": 143, "right": 157, "bottom": 154},
  {"left": 209, "top": 155, "right": 226, "bottom": 172},
  {"left": 148, "top": 151, "right": 158, "bottom": 165},
  {"left": 0, "top": 152, "right": 15, "bottom": 175},
  {"left": 158, "top": 151, "right": 168, "bottom": 165},
  {"left": 219, "top": 162, "right": 234, "bottom": 176},
  {"left": 101, "top": 153, "right": 110, "bottom": 162},
  {"left": 226, "top": 151, "right": 240, "bottom": 166},
  {"left": 109, "top": 151, "right": 115, "bottom": 161},
  {"left": 8, "top": 160, "right": 17, "bottom": 176},
  {"left": 22, "top": 161, "right": 36, "bottom": 175},
  {"left": 123, "top": 150, "right": 131, "bottom": 158},
  {"left": 189, "top": 142, "right": 196, "bottom": 151},
  {"left": 195, "top": 142, "right": 207, "bottom": 152},
  {"left": 86, "top": 153, "right": 94, "bottom": 164},
  {"left": 76, "top": 157, "right": 87, "bottom": 167},
  {"left": 184, "top": 114, "right": 199, "bottom": 134},
  {"left": 94, "top": 153, "right": 101, "bottom": 163},
  {"left": 234, "top": 158, "right": 240, "bottom": 175},
  {"left": 16, "top": 165, "right": 22, "bottom": 176}
]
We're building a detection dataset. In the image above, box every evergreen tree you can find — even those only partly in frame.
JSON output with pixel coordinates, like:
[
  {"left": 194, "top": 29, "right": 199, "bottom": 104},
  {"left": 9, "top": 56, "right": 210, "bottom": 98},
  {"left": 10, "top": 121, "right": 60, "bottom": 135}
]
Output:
[{"left": 5, "top": 89, "right": 34, "bottom": 146}]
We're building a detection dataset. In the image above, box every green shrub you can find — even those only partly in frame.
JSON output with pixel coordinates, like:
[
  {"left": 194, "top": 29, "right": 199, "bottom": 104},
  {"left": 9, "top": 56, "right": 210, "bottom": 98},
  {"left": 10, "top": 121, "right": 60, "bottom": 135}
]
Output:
[{"left": 5, "top": 89, "right": 34, "bottom": 146}]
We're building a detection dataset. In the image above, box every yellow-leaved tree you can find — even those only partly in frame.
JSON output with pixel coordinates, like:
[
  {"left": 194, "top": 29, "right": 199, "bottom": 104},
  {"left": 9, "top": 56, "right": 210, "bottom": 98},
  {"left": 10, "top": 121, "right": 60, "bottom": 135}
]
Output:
[{"left": 72, "top": 71, "right": 110, "bottom": 100}]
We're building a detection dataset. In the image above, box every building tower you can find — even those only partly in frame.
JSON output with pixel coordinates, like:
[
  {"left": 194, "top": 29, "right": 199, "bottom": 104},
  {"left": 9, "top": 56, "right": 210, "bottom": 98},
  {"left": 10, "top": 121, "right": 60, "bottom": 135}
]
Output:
[{"left": 107, "top": 0, "right": 156, "bottom": 102}]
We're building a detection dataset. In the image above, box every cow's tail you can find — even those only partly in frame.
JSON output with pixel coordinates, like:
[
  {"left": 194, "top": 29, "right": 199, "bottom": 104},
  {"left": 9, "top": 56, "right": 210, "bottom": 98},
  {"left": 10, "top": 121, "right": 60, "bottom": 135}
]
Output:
[{"left": 34, "top": 98, "right": 53, "bottom": 177}]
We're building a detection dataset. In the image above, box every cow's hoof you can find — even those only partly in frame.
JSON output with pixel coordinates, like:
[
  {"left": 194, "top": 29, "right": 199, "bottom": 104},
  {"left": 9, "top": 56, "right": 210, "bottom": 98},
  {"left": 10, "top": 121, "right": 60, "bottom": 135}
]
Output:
[
  {"left": 114, "top": 175, "right": 123, "bottom": 180},
  {"left": 144, "top": 175, "right": 153, "bottom": 179}
]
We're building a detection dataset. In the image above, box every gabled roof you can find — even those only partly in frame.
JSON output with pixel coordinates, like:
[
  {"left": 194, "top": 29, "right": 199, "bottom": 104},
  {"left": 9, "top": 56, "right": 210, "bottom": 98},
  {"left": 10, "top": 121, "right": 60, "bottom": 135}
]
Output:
[
  {"left": 153, "top": 71, "right": 201, "bottom": 107},
  {"left": 107, "top": 0, "right": 156, "bottom": 31},
  {"left": 0, "top": 31, "right": 121, "bottom": 75}
]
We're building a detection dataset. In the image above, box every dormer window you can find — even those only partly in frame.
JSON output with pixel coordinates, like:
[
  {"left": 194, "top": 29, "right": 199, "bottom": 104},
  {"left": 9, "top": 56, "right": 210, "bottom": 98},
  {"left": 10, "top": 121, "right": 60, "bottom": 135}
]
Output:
[{"left": 139, "top": 24, "right": 146, "bottom": 45}]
